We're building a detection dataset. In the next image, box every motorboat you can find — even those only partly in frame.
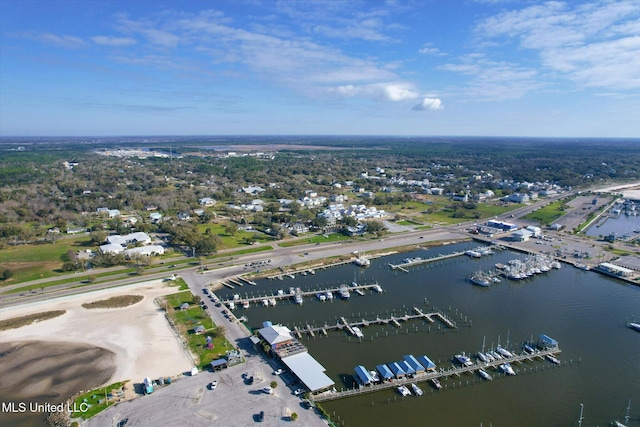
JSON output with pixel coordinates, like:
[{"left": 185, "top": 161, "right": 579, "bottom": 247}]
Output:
[
  {"left": 496, "top": 346, "right": 513, "bottom": 358},
  {"left": 369, "top": 370, "right": 380, "bottom": 383},
  {"left": 294, "top": 294, "right": 303, "bottom": 305},
  {"left": 410, "top": 383, "right": 423, "bottom": 396},
  {"left": 352, "top": 326, "right": 364, "bottom": 339},
  {"left": 339, "top": 286, "right": 351, "bottom": 300},
  {"left": 325, "top": 290, "right": 334, "bottom": 300},
  {"left": 268, "top": 298, "right": 277, "bottom": 306},
  {"left": 478, "top": 369, "right": 493, "bottom": 381},
  {"left": 523, "top": 343, "right": 536, "bottom": 354},
  {"left": 431, "top": 378, "right": 442, "bottom": 390},
  {"left": 546, "top": 354, "right": 560, "bottom": 365},
  {"left": 242, "top": 300, "right": 250, "bottom": 309},
  {"left": 628, "top": 322, "right": 640, "bottom": 332},
  {"left": 397, "top": 385, "right": 411, "bottom": 396},
  {"left": 373, "top": 284, "right": 383, "bottom": 293},
  {"left": 317, "top": 293, "right": 326, "bottom": 301},
  {"left": 470, "top": 272, "right": 491, "bottom": 287},
  {"left": 476, "top": 352, "right": 489, "bottom": 363},
  {"left": 500, "top": 363, "right": 516, "bottom": 375},
  {"left": 454, "top": 353, "right": 473, "bottom": 367},
  {"left": 262, "top": 299, "right": 269, "bottom": 307}
]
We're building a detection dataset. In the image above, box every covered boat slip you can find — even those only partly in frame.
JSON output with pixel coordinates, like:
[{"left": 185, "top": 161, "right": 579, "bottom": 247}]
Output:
[
  {"left": 416, "top": 355, "right": 437, "bottom": 371},
  {"left": 354, "top": 365, "right": 374, "bottom": 386},
  {"left": 281, "top": 351, "right": 335, "bottom": 393},
  {"left": 376, "top": 364, "right": 394, "bottom": 380}
]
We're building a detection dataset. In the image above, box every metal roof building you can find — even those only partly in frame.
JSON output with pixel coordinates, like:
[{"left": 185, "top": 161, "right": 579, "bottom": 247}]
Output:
[
  {"left": 398, "top": 360, "right": 415, "bottom": 376},
  {"left": 417, "top": 355, "right": 437, "bottom": 371},
  {"left": 376, "top": 364, "right": 394, "bottom": 380},
  {"left": 354, "top": 365, "right": 374, "bottom": 386},
  {"left": 387, "top": 362, "right": 406, "bottom": 378},
  {"left": 281, "top": 352, "right": 335, "bottom": 393},
  {"left": 403, "top": 355, "right": 425, "bottom": 374}
]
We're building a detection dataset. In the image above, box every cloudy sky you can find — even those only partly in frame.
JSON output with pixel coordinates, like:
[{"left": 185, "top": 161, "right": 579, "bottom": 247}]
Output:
[{"left": 1, "top": 0, "right": 639, "bottom": 137}]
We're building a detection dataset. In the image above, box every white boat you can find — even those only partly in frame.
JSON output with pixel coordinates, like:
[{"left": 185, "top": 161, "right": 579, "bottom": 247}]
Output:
[
  {"left": 496, "top": 346, "right": 513, "bottom": 358},
  {"left": 268, "top": 298, "right": 277, "bottom": 306},
  {"left": 628, "top": 322, "right": 640, "bottom": 332},
  {"left": 431, "top": 378, "right": 442, "bottom": 390},
  {"left": 227, "top": 301, "right": 235, "bottom": 310},
  {"left": 354, "top": 257, "right": 371, "bottom": 267},
  {"left": 490, "top": 350, "right": 502, "bottom": 360},
  {"left": 478, "top": 368, "right": 493, "bottom": 381},
  {"left": 373, "top": 284, "right": 383, "bottom": 293},
  {"left": 369, "top": 370, "right": 380, "bottom": 383},
  {"left": 354, "top": 289, "right": 365, "bottom": 296},
  {"left": 262, "top": 299, "right": 269, "bottom": 307},
  {"left": 523, "top": 343, "right": 536, "bottom": 354},
  {"left": 576, "top": 263, "right": 590, "bottom": 271},
  {"left": 613, "top": 399, "right": 631, "bottom": 427},
  {"left": 546, "top": 354, "right": 560, "bottom": 365},
  {"left": 465, "top": 250, "right": 481, "bottom": 258},
  {"left": 476, "top": 352, "right": 489, "bottom": 363},
  {"left": 339, "top": 286, "right": 351, "bottom": 300},
  {"left": 455, "top": 353, "right": 473, "bottom": 367},
  {"left": 242, "top": 300, "right": 250, "bottom": 309},
  {"left": 403, "top": 256, "right": 423, "bottom": 263},
  {"left": 397, "top": 385, "right": 411, "bottom": 396},
  {"left": 500, "top": 363, "right": 516, "bottom": 375},
  {"left": 277, "top": 289, "right": 284, "bottom": 296},
  {"left": 410, "top": 383, "right": 423, "bottom": 396},
  {"left": 352, "top": 326, "right": 364, "bottom": 339},
  {"left": 470, "top": 273, "right": 491, "bottom": 287},
  {"left": 325, "top": 290, "right": 333, "bottom": 300},
  {"left": 294, "top": 294, "right": 303, "bottom": 305},
  {"left": 317, "top": 293, "right": 326, "bottom": 301}
]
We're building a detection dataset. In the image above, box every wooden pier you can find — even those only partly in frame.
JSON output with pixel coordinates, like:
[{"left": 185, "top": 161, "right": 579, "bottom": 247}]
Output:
[
  {"left": 294, "top": 307, "right": 457, "bottom": 338},
  {"left": 389, "top": 251, "right": 466, "bottom": 271},
  {"left": 311, "top": 347, "right": 562, "bottom": 402},
  {"left": 222, "top": 283, "right": 383, "bottom": 307}
]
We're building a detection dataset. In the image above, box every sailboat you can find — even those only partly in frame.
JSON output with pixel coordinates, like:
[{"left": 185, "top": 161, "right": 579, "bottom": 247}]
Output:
[{"left": 613, "top": 399, "right": 631, "bottom": 427}]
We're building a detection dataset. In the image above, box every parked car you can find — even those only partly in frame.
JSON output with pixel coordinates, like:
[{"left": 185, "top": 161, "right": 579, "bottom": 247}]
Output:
[
  {"left": 262, "top": 387, "right": 274, "bottom": 395},
  {"left": 209, "top": 380, "right": 218, "bottom": 390},
  {"left": 293, "top": 388, "right": 305, "bottom": 396},
  {"left": 273, "top": 369, "right": 284, "bottom": 375}
]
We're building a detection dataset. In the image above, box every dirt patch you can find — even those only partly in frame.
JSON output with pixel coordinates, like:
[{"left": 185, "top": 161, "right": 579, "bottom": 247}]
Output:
[
  {"left": 81, "top": 294, "right": 144, "bottom": 309},
  {"left": 0, "top": 310, "right": 66, "bottom": 331}
]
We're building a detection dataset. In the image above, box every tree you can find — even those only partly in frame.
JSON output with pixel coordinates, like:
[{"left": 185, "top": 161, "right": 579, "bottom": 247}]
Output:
[
  {"left": 290, "top": 412, "right": 298, "bottom": 421},
  {"left": 2, "top": 269, "right": 13, "bottom": 280},
  {"left": 90, "top": 230, "right": 107, "bottom": 245},
  {"left": 365, "top": 220, "right": 387, "bottom": 236},
  {"left": 270, "top": 381, "right": 277, "bottom": 389},
  {"left": 224, "top": 222, "right": 237, "bottom": 236}
]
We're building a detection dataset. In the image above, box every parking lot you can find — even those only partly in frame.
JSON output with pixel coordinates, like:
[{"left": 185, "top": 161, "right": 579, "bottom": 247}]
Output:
[{"left": 88, "top": 349, "right": 326, "bottom": 427}]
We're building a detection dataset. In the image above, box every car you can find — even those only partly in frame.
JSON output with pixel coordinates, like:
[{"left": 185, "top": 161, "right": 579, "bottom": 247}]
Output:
[
  {"left": 273, "top": 368, "right": 284, "bottom": 375},
  {"left": 202, "top": 305, "right": 208, "bottom": 309},
  {"left": 209, "top": 380, "right": 218, "bottom": 390},
  {"left": 293, "top": 388, "right": 305, "bottom": 396},
  {"left": 262, "top": 387, "right": 274, "bottom": 395},
  {"left": 202, "top": 288, "right": 208, "bottom": 294}
]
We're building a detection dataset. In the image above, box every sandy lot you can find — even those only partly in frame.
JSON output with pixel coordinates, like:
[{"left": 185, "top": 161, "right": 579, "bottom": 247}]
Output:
[{"left": 0, "top": 279, "right": 194, "bottom": 384}]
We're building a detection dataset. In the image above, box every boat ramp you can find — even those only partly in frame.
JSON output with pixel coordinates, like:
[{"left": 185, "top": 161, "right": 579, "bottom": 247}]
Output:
[
  {"left": 290, "top": 307, "right": 456, "bottom": 339},
  {"left": 311, "top": 346, "right": 562, "bottom": 402}
]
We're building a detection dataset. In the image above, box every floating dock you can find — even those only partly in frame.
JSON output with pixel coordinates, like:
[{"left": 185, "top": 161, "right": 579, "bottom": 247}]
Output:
[
  {"left": 222, "top": 283, "right": 383, "bottom": 308},
  {"left": 294, "top": 307, "right": 456, "bottom": 338},
  {"left": 389, "top": 245, "right": 502, "bottom": 272},
  {"left": 311, "top": 347, "right": 562, "bottom": 402}
]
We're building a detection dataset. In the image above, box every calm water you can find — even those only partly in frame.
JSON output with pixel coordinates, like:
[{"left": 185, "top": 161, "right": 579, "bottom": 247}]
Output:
[
  {"left": 585, "top": 213, "right": 640, "bottom": 237},
  {"left": 219, "top": 242, "right": 640, "bottom": 427}
]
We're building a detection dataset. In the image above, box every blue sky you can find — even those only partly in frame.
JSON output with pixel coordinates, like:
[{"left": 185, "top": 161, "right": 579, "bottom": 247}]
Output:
[{"left": 1, "top": 0, "right": 639, "bottom": 137}]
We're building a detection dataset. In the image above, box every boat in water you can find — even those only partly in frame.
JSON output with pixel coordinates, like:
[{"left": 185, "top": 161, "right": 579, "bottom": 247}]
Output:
[
  {"left": 317, "top": 293, "right": 326, "bottom": 301},
  {"left": 465, "top": 250, "right": 482, "bottom": 258},
  {"left": 403, "top": 256, "right": 423, "bottom": 264},
  {"left": 354, "top": 257, "right": 371, "bottom": 267},
  {"left": 373, "top": 284, "right": 383, "bottom": 293},
  {"left": 242, "top": 300, "right": 250, "bottom": 309},
  {"left": 352, "top": 326, "right": 364, "bottom": 339},
  {"left": 397, "top": 385, "right": 411, "bottom": 396},
  {"left": 431, "top": 378, "right": 442, "bottom": 390},
  {"left": 369, "top": 370, "right": 380, "bottom": 383},
  {"left": 523, "top": 343, "right": 536, "bottom": 354},
  {"left": 410, "top": 383, "right": 424, "bottom": 396},
  {"left": 262, "top": 299, "right": 269, "bottom": 307},
  {"left": 470, "top": 271, "right": 491, "bottom": 287},
  {"left": 268, "top": 298, "right": 277, "bottom": 306},
  {"left": 325, "top": 290, "right": 333, "bottom": 300},
  {"left": 339, "top": 286, "right": 351, "bottom": 300},
  {"left": 496, "top": 346, "right": 513, "bottom": 358},
  {"left": 454, "top": 353, "right": 473, "bottom": 367},
  {"left": 478, "top": 368, "right": 493, "bottom": 381},
  {"left": 500, "top": 363, "right": 516, "bottom": 375},
  {"left": 476, "top": 352, "right": 489, "bottom": 363},
  {"left": 546, "top": 354, "right": 560, "bottom": 365},
  {"left": 628, "top": 322, "right": 640, "bottom": 332},
  {"left": 613, "top": 398, "right": 631, "bottom": 427}
]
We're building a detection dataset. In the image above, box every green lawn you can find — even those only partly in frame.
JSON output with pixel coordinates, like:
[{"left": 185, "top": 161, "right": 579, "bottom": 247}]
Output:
[
  {"left": 71, "top": 381, "right": 127, "bottom": 420},
  {"left": 195, "top": 222, "right": 275, "bottom": 249},
  {"left": 523, "top": 200, "right": 568, "bottom": 225},
  {"left": 0, "top": 235, "right": 94, "bottom": 284},
  {"left": 278, "top": 233, "right": 351, "bottom": 247}
]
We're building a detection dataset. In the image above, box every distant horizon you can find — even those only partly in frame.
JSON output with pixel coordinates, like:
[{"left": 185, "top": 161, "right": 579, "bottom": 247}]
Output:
[{"left": 1, "top": 1, "right": 639, "bottom": 137}]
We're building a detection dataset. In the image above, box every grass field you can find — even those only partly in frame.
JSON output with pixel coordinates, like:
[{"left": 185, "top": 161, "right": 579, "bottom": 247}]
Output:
[
  {"left": 0, "top": 310, "right": 66, "bottom": 331},
  {"left": 278, "top": 233, "right": 351, "bottom": 247},
  {"left": 71, "top": 381, "right": 127, "bottom": 420},
  {"left": 523, "top": 200, "right": 568, "bottom": 225}
]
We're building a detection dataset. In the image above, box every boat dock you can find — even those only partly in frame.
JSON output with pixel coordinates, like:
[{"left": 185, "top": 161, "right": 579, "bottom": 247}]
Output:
[
  {"left": 311, "top": 347, "right": 562, "bottom": 402},
  {"left": 222, "top": 283, "right": 383, "bottom": 307},
  {"left": 290, "top": 307, "right": 457, "bottom": 339},
  {"left": 389, "top": 251, "right": 466, "bottom": 271}
]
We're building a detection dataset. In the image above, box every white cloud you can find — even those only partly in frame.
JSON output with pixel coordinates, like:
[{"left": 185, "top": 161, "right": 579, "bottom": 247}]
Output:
[
  {"left": 412, "top": 97, "right": 443, "bottom": 111},
  {"left": 475, "top": 0, "right": 640, "bottom": 90},
  {"left": 91, "top": 36, "right": 137, "bottom": 46},
  {"left": 34, "top": 33, "right": 87, "bottom": 49},
  {"left": 332, "top": 82, "right": 420, "bottom": 102}
]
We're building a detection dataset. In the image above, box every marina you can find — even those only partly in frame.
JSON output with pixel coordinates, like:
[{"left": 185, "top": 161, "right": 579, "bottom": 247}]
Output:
[
  {"left": 312, "top": 346, "right": 563, "bottom": 402},
  {"left": 389, "top": 245, "right": 501, "bottom": 272},
  {"left": 231, "top": 241, "right": 639, "bottom": 426}
]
